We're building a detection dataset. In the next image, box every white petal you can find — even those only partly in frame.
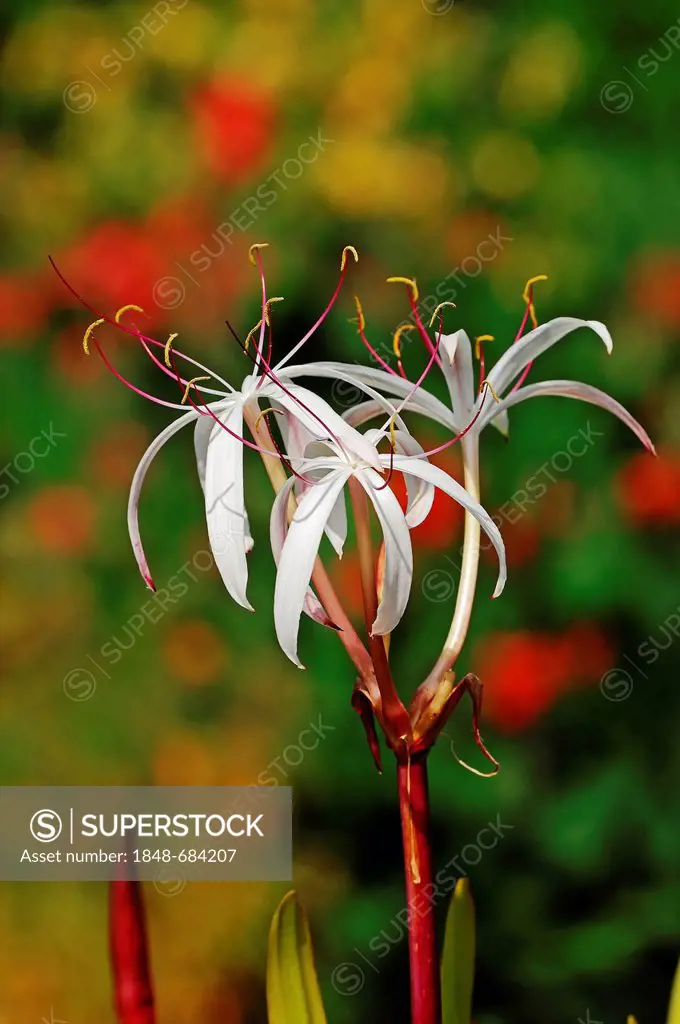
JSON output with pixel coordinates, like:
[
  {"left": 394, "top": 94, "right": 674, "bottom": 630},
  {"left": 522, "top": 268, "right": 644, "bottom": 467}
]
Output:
[
  {"left": 357, "top": 470, "right": 414, "bottom": 636},
  {"left": 390, "top": 456, "right": 507, "bottom": 598},
  {"left": 128, "top": 409, "right": 199, "bottom": 588},
  {"left": 486, "top": 317, "right": 613, "bottom": 399},
  {"left": 204, "top": 402, "right": 253, "bottom": 610},
  {"left": 282, "top": 361, "right": 460, "bottom": 431},
  {"left": 490, "top": 408, "right": 510, "bottom": 438},
  {"left": 264, "top": 380, "right": 383, "bottom": 471},
  {"left": 269, "top": 474, "right": 340, "bottom": 623},
  {"left": 274, "top": 468, "right": 351, "bottom": 666},
  {"left": 439, "top": 331, "right": 475, "bottom": 423},
  {"left": 195, "top": 408, "right": 254, "bottom": 551},
  {"left": 478, "top": 379, "right": 655, "bottom": 452}
]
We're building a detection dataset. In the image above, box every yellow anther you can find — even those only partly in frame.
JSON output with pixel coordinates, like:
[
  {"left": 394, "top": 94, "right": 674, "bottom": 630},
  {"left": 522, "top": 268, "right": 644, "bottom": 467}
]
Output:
[
  {"left": 248, "top": 242, "right": 269, "bottom": 266},
  {"left": 480, "top": 379, "right": 501, "bottom": 403},
  {"left": 180, "top": 376, "right": 210, "bottom": 404},
  {"left": 254, "top": 406, "right": 284, "bottom": 431},
  {"left": 164, "top": 332, "right": 178, "bottom": 368},
  {"left": 341, "top": 245, "right": 359, "bottom": 271},
  {"left": 474, "top": 334, "right": 495, "bottom": 360},
  {"left": 522, "top": 274, "right": 548, "bottom": 330},
  {"left": 83, "top": 318, "right": 105, "bottom": 355},
  {"left": 429, "top": 301, "right": 457, "bottom": 328},
  {"left": 352, "top": 296, "right": 366, "bottom": 333},
  {"left": 393, "top": 324, "right": 416, "bottom": 359},
  {"left": 263, "top": 296, "right": 284, "bottom": 325},
  {"left": 244, "top": 319, "right": 263, "bottom": 352},
  {"left": 114, "top": 303, "right": 145, "bottom": 323},
  {"left": 387, "top": 276, "right": 419, "bottom": 302},
  {"left": 521, "top": 274, "right": 548, "bottom": 304}
]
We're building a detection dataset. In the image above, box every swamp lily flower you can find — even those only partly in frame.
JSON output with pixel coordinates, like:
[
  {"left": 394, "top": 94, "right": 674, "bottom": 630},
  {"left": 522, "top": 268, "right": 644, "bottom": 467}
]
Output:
[{"left": 285, "top": 275, "right": 654, "bottom": 698}]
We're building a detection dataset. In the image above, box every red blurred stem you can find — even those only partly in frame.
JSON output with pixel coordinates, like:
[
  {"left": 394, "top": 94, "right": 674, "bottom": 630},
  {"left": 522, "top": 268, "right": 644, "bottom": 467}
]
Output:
[
  {"left": 109, "top": 877, "right": 155, "bottom": 1024},
  {"left": 398, "top": 755, "right": 441, "bottom": 1024}
]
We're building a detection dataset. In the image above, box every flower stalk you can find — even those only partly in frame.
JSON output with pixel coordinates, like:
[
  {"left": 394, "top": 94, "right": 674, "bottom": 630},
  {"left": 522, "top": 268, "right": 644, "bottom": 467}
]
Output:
[
  {"left": 398, "top": 754, "right": 440, "bottom": 1024},
  {"left": 109, "top": 875, "right": 155, "bottom": 1024}
]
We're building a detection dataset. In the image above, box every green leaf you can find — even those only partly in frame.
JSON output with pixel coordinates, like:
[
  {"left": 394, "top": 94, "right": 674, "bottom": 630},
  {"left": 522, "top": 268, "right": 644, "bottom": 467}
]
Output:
[
  {"left": 441, "top": 878, "right": 476, "bottom": 1024},
  {"left": 667, "top": 958, "right": 680, "bottom": 1024},
  {"left": 266, "top": 890, "right": 328, "bottom": 1024}
]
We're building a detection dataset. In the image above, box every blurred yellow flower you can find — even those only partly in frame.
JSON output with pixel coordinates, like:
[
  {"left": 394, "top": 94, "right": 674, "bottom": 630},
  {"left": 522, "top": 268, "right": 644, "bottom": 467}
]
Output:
[
  {"left": 499, "top": 22, "right": 583, "bottom": 121},
  {"left": 314, "top": 136, "right": 448, "bottom": 218},
  {"left": 471, "top": 130, "right": 541, "bottom": 200}
]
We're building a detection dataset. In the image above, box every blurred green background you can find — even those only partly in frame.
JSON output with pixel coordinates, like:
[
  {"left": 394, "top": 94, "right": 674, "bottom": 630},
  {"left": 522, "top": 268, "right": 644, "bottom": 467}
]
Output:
[{"left": 1, "top": 0, "right": 679, "bottom": 1021}]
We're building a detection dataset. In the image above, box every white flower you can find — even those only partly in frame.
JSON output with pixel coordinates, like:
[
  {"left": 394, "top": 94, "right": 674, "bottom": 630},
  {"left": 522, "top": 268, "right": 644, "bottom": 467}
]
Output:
[
  {"left": 269, "top": 429, "right": 507, "bottom": 667},
  {"left": 284, "top": 297, "right": 654, "bottom": 689}
]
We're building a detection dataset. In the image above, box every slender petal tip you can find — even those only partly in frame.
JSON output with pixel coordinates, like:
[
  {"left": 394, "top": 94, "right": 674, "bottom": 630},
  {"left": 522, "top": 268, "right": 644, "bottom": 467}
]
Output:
[{"left": 143, "top": 574, "right": 156, "bottom": 593}]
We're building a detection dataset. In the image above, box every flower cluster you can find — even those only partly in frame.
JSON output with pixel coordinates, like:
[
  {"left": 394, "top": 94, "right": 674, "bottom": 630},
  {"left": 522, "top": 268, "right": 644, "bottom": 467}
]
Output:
[{"left": 57, "top": 245, "right": 653, "bottom": 761}]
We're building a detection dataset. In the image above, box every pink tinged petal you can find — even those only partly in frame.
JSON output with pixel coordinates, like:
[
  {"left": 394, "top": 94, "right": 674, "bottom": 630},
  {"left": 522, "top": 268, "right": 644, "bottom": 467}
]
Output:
[
  {"left": 204, "top": 402, "right": 253, "bottom": 610},
  {"left": 479, "top": 379, "right": 655, "bottom": 453},
  {"left": 273, "top": 468, "right": 352, "bottom": 667},
  {"left": 357, "top": 470, "right": 414, "bottom": 637},
  {"left": 390, "top": 456, "right": 507, "bottom": 598},
  {"left": 267, "top": 382, "right": 383, "bottom": 471},
  {"left": 127, "top": 409, "right": 200, "bottom": 590},
  {"left": 486, "top": 317, "right": 613, "bottom": 399}
]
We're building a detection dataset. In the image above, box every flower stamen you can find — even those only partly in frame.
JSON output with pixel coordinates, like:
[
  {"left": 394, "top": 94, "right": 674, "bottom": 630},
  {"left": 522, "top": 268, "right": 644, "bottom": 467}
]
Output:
[
  {"left": 522, "top": 274, "right": 548, "bottom": 330},
  {"left": 428, "top": 302, "right": 456, "bottom": 328},
  {"left": 387, "top": 276, "right": 419, "bottom": 302},
  {"left": 248, "top": 242, "right": 269, "bottom": 266},
  {"left": 352, "top": 296, "right": 399, "bottom": 376},
  {"left": 181, "top": 376, "right": 211, "bottom": 404},
  {"left": 510, "top": 273, "right": 549, "bottom": 393},
  {"left": 392, "top": 324, "right": 416, "bottom": 379},
  {"left": 341, "top": 245, "right": 359, "bottom": 271},
  {"left": 475, "top": 335, "right": 495, "bottom": 393},
  {"left": 115, "top": 304, "right": 146, "bottom": 323},
  {"left": 163, "top": 333, "right": 178, "bottom": 368},
  {"left": 83, "top": 318, "right": 105, "bottom": 355}
]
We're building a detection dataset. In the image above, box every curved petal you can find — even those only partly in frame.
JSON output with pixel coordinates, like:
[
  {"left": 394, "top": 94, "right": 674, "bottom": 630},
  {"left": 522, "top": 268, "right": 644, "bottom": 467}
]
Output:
[
  {"left": 127, "top": 409, "right": 200, "bottom": 589},
  {"left": 274, "top": 468, "right": 352, "bottom": 666},
  {"left": 269, "top": 474, "right": 336, "bottom": 626},
  {"left": 263, "top": 381, "right": 383, "bottom": 471},
  {"left": 486, "top": 317, "right": 613, "bottom": 399},
  {"left": 478, "top": 379, "right": 655, "bottom": 452},
  {"left": 204, "top": 401, "right": 253, "bottom": 610},
  {"left": 357, "top": 469, "right": 414, "bottom": 636},
  {"left": 390, "top": 456, "right": 507, "bottom": 598},
  {"left": 282, "top": 361, "right": 460, "bottom": 431}
]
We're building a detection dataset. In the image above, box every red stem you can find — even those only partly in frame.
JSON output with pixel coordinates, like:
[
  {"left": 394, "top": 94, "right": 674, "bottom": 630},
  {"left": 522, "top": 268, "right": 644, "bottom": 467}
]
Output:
[
  {"left": 398, "top": 755, "right": 441, "bottom": 1024},
  {"left": 109, "top": 877, "right": 156, "bottom": 1024}
]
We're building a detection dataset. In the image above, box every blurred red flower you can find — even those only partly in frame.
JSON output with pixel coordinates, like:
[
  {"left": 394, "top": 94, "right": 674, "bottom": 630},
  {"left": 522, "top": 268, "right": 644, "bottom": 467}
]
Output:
[
  {"left": 616, "top": 449, "right": 680, "bottom": 525},
  {"left": 474, "top": 623, "right": 613, "bottom": 732},
  {"left": 0, "top": 272, "right": 49, "bottom": 344},
  {"left": 191, "top": 79, "right": 276, "bottom": 183},
  {"left": 60, "top": 221, "right": 166, "bottom": 310},
  {"left": 630, "top": 250, "right": 680, "bottom": 329},
  {"left": 28, "top": 484, "right": 96, "bottom": 556}
]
